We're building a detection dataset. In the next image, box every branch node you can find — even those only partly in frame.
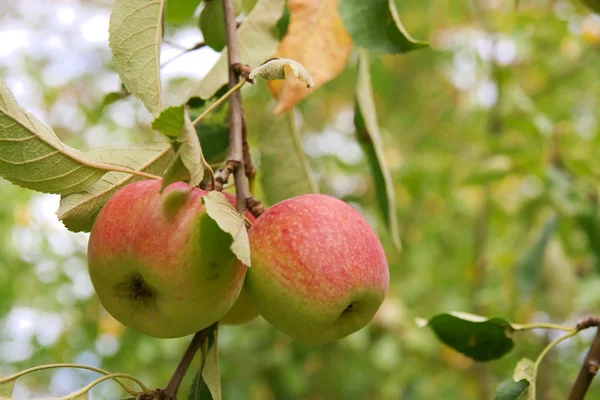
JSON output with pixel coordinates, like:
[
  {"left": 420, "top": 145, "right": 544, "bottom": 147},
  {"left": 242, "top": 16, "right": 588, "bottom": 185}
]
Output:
[
  {"left": 233, "top": 62, "right": 254, "bottom": 83},
  {"left": 211, "top": 160, "right": 240, "bottom": 191},
  {"left": 589, "top": 361, "right": 599, "bottom": 375},
  {"left": 246, "top": 196, "right": 265, "bottom": 218},
  {"left": 576, "top": 316, "right": 600, "bottom": 332}
]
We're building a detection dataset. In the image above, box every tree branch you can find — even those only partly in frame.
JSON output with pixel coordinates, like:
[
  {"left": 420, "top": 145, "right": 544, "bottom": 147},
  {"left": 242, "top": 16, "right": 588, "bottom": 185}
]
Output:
[
  {"left": 143, "top": 324, "right": 216, "bottom": 400},
  {"left": 222, "top": 0, "right": 249, "bottom": 214},
  {"left": 161, "top": 41, "right": 207, "bottom": 68},
  {"left": 569, "top": 319, "right": 600, "bottom": 400},
  {"left": 241, "top": 114, "right": 256, "bottom": 193}
]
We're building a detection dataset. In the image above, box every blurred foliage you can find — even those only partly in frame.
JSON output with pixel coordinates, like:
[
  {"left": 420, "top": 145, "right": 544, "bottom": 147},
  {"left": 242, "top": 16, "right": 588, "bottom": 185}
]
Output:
[{"left": 0, "top": 0, "right": 600, "bottom": 399}]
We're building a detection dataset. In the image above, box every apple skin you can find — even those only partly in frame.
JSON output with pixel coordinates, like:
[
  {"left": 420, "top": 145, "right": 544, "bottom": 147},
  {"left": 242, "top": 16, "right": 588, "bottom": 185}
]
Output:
[
  {"left": 219, "top": 192, "right": 261, "bottom": 325},
  {"left": 245, "top": 194, "right": 389, "bottom": 345},
  {"left": 87, "top": 180, "right": 246, "bottom": 338}
]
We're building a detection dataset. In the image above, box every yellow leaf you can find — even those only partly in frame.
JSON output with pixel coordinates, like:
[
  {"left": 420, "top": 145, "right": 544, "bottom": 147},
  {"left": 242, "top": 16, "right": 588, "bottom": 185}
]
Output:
[{"left": 268, "top": 0, "right": 352, "bottom": 113}]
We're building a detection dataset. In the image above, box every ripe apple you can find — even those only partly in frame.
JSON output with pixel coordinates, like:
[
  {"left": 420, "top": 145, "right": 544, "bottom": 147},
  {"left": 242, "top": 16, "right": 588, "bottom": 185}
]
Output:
[
  {"left": 87, "top": 180, "right": 246, "bottom": 338},
  {"left": 245, "top": 194, "right": 389, "bottom": 344},
  {"left": 219, "top": 192, "right": 260, "bottom": 325}
]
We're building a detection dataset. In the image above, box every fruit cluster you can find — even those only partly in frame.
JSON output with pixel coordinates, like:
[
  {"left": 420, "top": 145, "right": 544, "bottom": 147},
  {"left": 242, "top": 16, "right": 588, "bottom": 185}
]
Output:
[{"left": 87, "top": 180, "right": 389, "bottom": 345}]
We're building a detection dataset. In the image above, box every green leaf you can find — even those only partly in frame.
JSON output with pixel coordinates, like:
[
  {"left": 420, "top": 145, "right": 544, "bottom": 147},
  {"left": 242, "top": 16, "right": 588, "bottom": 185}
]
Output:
[
  {"left": 495, "top": 358, "right": 536, "bottom": 400},
  {"left": 507, "top": 358, "right": 535, "bottom": 400},
  {"left": 166, "top": 0, "right": 202, "bottom": 24},
  {"left": 582, "top": 0, "right": 600, "bottom": 14},
  {"left": 152, "top": 105, "right": 186, "bottom": 138},
  {"left": 422, "top": 313, "right": 516, "bottom": 361},
  {"left": 0, "top": 77, "right": 113, "bottom": 195},
  {"left": 0, "top": 379, "right": 15, "bottom": 397},
  {"left": 189, "top": 326, "right": 220, "bottom": 400},
  {"left": 179, "top": 109, "right": 206, "bottom": 187},
  {"left": 101, "top": 90, "right": 130, "bottom": 109},
  {"left": 338, "top": 0, "right": 427, "bottom": 54},
  {"left": 160, "top": 157, "right": 191, "bottom": 190},
  {"left": 189, "top": 0, "right": 285, "bottom": 100},
  {"left": 258, "top": 111, "right": 317, "bottom": 205},
  {"left": 196, "top": 119, "right": 229, "bottom": 165},
  {"left": 188, "top": 369, "right": 212, "bottom": 400},
  {"left": 354, "top": 51, "right": 401, "bottom": 252},
  {"left": 249, "top": 58, "right": 314, "bottom": 88},
  {"left": 57, "top": 143, "right": 173, "bottom": 232},
  {"left": 199, "top": 0, "right": 227, "bottom": 51},
  {"left": 161, "top": 109, "right": 207, "bottom": 189},
  {"left": 274, "top": 2, "right": 289, "bottom": 40},
  {"left": 202, "top": 326, "right": 221, "bottom": 400},
  {"left": 155, "top": 100, "right": 229, "bottom": 191},
  {"left": 190, "top": 90, "right": 230, "bottom": 164},
  {"left": 202, "top": 191, "right": 250, "bottom": 267},
  {"left": 515, "top": 215, "right": 558, "bottom": 298},
  {"left": 494, "top": 379, "right": 530, "bottom": 400},
  {"left": 109, "top": 0, "right": 164, "bottom": 115}
]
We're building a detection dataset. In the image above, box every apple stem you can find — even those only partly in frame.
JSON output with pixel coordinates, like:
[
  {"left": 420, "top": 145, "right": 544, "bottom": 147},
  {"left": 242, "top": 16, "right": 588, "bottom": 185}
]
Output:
[{"left": 159, "top": 324, "right": 216, "bottom": 400}]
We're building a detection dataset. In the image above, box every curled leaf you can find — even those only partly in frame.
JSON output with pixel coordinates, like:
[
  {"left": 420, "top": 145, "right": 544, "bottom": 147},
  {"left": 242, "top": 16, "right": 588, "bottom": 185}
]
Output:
[
  {"left": 355, "top": 50, "right": 401, "bottom": 252},
  {"left": 161, "top": 109, "right": 207, "bottom": 189},
  {"left": 494, "top": 379, "right": 530, "bottom": 400},
  {"left": 513, "top": 358, "right": 535, "bottom": 383},
  {"left": 250, "top": 58, "right": 314, "bottom": 88},
  {"left": 179, "top": 109, "right": 206, "bottom": 187},
  {"left": 188, "top": 0, "right": 285, "bottom": 100},
  {"left": 202, "top": 191, "right": 251, "bottom": 267}
]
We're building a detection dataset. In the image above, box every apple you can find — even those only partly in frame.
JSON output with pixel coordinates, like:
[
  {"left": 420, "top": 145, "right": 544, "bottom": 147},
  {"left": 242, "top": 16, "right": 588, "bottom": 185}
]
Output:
[
  {"left": 87, "top": 180, "right": 246, "bottom": 338},
  {"left": 219, "top": 192, "right": 261, "bottom": 325},
  {"left": 219, "top": 287, "right": 259, "bottom": 325},
  {"left": 245, "top": 194, "right": 389, "bottom": 344}
]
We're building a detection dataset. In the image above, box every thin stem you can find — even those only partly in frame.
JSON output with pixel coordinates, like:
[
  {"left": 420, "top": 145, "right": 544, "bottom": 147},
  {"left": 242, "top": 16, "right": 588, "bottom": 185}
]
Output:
[
  {"left": 57, "top": 373, "right": 145, "bottom": 399},
  {"left": 191, "top": 78, "right": 247, "bottom": 127},
  {"left": 161, "top": 41, "right": 207, "bottom": 68},
  {"left": 202, "top": 157, "right": 216, "bottom": 189},
  {"left": 531, "top": 330, "right": 579, "bottom": 398},
  {"left": 515, "top": 322, "right": 575, "bottom": 333},
  {"left": 162, "top": 40, "right": 187, "bottom": 50},
  {"left": 568, "top": 328, "right": 600, "bottom": 400},
  {"left": 0, "top": 363, "right": 148, "bottom": 394},
  {"left": 286, "top": 111, "right": 318, "bottom": 193}
]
